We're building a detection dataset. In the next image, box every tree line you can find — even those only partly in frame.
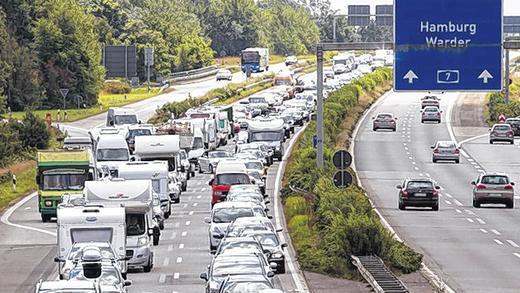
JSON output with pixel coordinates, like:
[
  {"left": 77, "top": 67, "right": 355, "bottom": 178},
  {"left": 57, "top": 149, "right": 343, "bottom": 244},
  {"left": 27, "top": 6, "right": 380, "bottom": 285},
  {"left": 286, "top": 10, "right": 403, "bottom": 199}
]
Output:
[{"left": 0, "top": 0, "right": 320, "bottom": 112}]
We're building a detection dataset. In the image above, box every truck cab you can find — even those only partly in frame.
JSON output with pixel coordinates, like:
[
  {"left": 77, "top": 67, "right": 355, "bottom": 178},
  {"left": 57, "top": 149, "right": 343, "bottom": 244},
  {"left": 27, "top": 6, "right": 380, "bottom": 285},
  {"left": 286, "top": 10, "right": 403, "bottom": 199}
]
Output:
[
  {"left": 247, "top": 119, "right": 285, "bottom": 161},
  {"left": 36, "top": 150, "right": 92, "bottom": 222}
]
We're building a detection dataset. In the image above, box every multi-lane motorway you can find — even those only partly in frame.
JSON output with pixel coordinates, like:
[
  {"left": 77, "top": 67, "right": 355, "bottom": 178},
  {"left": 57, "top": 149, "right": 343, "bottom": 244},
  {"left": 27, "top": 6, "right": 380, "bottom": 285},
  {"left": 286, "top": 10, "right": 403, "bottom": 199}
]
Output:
[
  {"left": 355, "top": 91, "right": 520, "bottom": 293},
  {"left": 0, "top": 65, "right": 310, "bottom": 293}
]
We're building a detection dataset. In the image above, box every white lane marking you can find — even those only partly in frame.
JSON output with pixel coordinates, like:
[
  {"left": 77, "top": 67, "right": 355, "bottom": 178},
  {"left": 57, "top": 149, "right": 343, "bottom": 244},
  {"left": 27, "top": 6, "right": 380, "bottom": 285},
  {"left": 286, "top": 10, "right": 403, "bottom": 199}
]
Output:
[
  {"left": 404, "top": 147, "right": 409, "bottom": 151},
  {"left": 461, "top": 150, "right": 470, "bottom": 158},
  {"left": 197, "top": 195, "right": 201, "bottom": 199},
  {"left": 403, "top": 143, "right": 407, "bottom": 146},
  {"left": 185, "top": 221, "right": 191, "bottom": 226},
  {"left": 181, "top": 231, "right": 187, "bottom": 237},
  {"left": 24, "top": 207, "right": 31, "bottom": 210},
  {"left": 476, "top": 218, "right": 486, "bottom": 224},
  {"left": 470, "top": 162, "right": 477, "bottom": 165},
  {"left": 453, "top": 199, "right": 463, "bottom": 206},
  {"left": 507, "top": 240, "right": 520, "bottom": 248},
  {"left": 189, "top": 211, "right": 194, "bottom": 216},
  {"left": 419, "top": 173, "right": 424, "bottom": 177},
  {"left": 187, "top": 196, "right": 192, "bottom": 201},
  {"left": 197, "top": 181, "right": 202, "bottom": 186},
  {"left": 0, "top": 192, "right": 57, "bottom": 237},
  {"left": 408, "top": 156, "right": 413, "bottom": 160},
  {"left": 480, "top": 229, "right": 488, "bottom": 234},
  {"left": 179, "top": 243, "right": 184, "bottom": 249},
  {"left": 175, "top": 222, "right": 180, "bottom": 228},
  {"left": 163, "top": 257, "right": 170, "bottom": 267},
  {"left": 414, "top": 167, "right": 419, "bottom": 170},
  {"left": 467, "top": 158, "right": 474, "bottom": 162},
  {"left": 445, "top": 193, "right": 453, "bottom": 198},
  {"left": 425, "top": 173, "right": 431, "bottom": 177},
  {"left": 455, "top": 209, "right": 462, "bottom": 213},
  {"left": 445, "top": 200, "right": 452, "bottom": 205},
  {"left": 183, "top": 203, "right": 188, "bottom": 208},
  {"left": 176, "top": 257, "right": 183, "bottom": 263},
  {"left": 491, "top": 229, "right": 502, "bottom": 236},
  {"left": 201, "top": 188, "right": 207, "bottom": 192},
  {"left": 193, "top": 202, "right": 198, "bottom": 207},
  {"left": 173, "top": 273, "right": 180, "bottom": 279},
  {"left": 439, "top": 186, "right": 445, "bottom": 191},
  {"left": 514, "top": 253, "right": 520, "bottom": 259},
  {"left": 464, "top": 209, "right": 475, "bottom": 215},
  {"left": 474, "top": 165, "right": 481, "bottom": 169},
  {"left": 159, "top": 274, "right": 166, "bottom": 283},
  {"left": 466, "top": 218, "right": 474, "bottom": 223},
  {"left": 494, "top": 239, "right": 504, "bottom": 245},
  {"left": 168, "top": 245, "right": 173, "bottom": 252},
  {"left": 170, "top": 232, "right": 177, "bottom": 239},
  {"left": 458, "top": 134, "right": 489, "bottom": 146}
]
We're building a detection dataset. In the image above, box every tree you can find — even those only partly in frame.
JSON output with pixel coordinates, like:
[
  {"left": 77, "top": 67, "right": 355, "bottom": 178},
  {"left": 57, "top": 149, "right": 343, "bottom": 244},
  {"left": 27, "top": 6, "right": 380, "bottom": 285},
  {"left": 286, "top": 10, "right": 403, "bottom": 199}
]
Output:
[
  {"left": 33, "top": 0, "right": 104, "bottom": 108},
  {"left": 0, "top": 9, "right": 11, "bottom": 114},
  {"left": 18, "top": 111, "right": 50, "bottom": 149},
  {"left": 80, "top": 0, "right": 130, "bottom": 44}
]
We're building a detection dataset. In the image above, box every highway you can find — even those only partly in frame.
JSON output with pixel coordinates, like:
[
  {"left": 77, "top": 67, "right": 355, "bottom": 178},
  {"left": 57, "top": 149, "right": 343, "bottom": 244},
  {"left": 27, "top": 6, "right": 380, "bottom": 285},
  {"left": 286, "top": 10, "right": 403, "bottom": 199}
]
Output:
[
  {"left": 0, "top": 66, "right": 312, "bottom": 293},
  {"left": 354, "top": 90, "right": 520, "bottom": 293}
]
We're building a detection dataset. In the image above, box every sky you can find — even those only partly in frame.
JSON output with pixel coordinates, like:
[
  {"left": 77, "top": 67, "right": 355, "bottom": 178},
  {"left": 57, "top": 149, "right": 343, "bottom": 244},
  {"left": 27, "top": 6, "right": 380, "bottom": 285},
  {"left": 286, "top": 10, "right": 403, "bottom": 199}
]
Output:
[{"left": 330, "top": 0, "right": 520, "bottom": 16}]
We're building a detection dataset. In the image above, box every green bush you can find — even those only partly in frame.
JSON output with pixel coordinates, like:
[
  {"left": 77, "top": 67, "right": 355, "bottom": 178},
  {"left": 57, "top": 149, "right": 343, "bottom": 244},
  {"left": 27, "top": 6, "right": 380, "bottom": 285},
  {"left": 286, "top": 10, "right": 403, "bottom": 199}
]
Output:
[
  {"left": 285, "top": 196, "right": 309, "bottom": 220},
  {"left": 103, "top": 81, "right": 131, "bottom": 95},
  {"left": 386, "top": 241, "right": 423, "bottom": 273}
]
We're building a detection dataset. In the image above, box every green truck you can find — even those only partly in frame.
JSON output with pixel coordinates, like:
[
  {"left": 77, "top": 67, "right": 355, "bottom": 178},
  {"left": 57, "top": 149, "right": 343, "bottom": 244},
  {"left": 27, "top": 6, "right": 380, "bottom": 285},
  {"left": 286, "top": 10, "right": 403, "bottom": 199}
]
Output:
[{"left": 36, "top": 150, "right": 91, "bottom": 222}]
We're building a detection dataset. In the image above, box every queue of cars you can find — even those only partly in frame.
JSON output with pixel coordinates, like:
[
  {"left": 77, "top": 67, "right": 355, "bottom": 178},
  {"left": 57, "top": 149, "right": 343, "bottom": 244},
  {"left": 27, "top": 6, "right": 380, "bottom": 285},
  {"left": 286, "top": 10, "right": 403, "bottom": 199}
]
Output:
[{"left": 34, "top": 50, "right": 381, "bottom": 292}]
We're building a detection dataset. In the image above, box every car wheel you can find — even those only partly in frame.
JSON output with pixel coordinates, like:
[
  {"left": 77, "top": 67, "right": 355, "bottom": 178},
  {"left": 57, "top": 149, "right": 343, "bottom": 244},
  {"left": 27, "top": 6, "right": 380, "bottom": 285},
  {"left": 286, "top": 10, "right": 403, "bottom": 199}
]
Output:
[
  {"left": 421, "top": 120, "right": 424, "bottom": 123},
  {"left": 398, "top": 201, "right": 405, "bottom": 210},
  {"left": 164, "top": 210, "right": 170, "bottom": 219},
  {"left": 432, "top": 203, "right": 439, "bottom": 211},
  {"left": 392, "top": 128, "right": 396, "bottom": 132},
  {"left": 373, "top": 127, "right": 377, "bottom": 131},
  {"left": 182, "top": 183, "right": 187, "bottom": 192},
  {"left": 489, "top": 140, "right": 494, "bottom": 144},
  {"left": 473, "top": 199, "right": 480, "bottom": 208},
  {"left": 143, "top": 257, "right": 153, "bottom": 272},
  {"left": 455, "top": 159, "right": 460, "bottom": 164},
  {"left": 210, "top": 244, "right": 216, "bottom": 251},
  {"left": 209, "top": 165, "right": 214, "bottom": 174},
  {"left": 438, "top": 120, "right": 441, "bottom": 123},
  {"left": 507, "top": 201, "right": 514, "bottom": 209},
  {"left": 199, "top": 166, "right": 203, "bottom": 173},
  {"left": 278, "top": 156, "right": 282, "bottom": 162},
  {"left": 432, "top": 158, "right": 437, "bottom": 163},
  {"left": 159, "top": 221, "right": 165, "bottom": 230},
  {"left": 511, "top": 140, "right": 514, "bottom": 145},
  {"left": 191, "top": 171, "right": 196, "bottom": 177},
  {"left": 153, "top": 235, "right": 159, "bottom": 246}
]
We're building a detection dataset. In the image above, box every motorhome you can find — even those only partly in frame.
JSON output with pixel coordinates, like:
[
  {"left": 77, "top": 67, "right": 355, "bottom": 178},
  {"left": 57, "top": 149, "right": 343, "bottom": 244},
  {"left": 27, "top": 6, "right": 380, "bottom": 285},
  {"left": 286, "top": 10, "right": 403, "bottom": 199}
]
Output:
[
  {"left": 106, "top": 107, "right": 140, "bottom": 128},
  {"left": 36, "top": 150, "right": 92, "bottom": 222},
  {"left": 84, "top": 179, "right": 157, "bottom": 272},
  {"left": 187, "top": 108, "right": 223, "bottom": 149},
  {"left": 247, "top": 119, "right": 285, "bottom": 161},
  {"left": 134, "top": 135, "right": 187, "bottom": 194},
  {"left": 56, "top": 204, "right": 127, "bottom": 279},
  {"left": 118, "top": 162, "right": 172, "bottom": 218},
  {"left": 94, "top": 135, "right": 132, "bottom": 178},
  {"left": 241, "top": 47, "right": 269, "bottom": 73},
  {"left": 191, "top": 117, "right": 218, "bottom": 151},
  {"left": 126, "top": 124, "right": 155, "bottom": 153}
]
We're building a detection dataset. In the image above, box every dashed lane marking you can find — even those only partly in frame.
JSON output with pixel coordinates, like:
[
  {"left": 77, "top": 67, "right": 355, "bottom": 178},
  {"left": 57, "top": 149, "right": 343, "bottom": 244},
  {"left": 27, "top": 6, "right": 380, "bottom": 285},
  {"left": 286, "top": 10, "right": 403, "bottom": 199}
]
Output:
[
  {"left": 170, "top": 232, "right": 177, "bottom": 240},
  {"left": 185, "top": 221, "right": 191, "bottom": 226},
  {"left": 494, "top": 239, "right": 504, "bottom": 245},
  {"left": 173, "top": 273, "right": 180, "bottom": 279},
  {"left": 491, "top": 229, "right": 502, "bottom": 236},
  {"left": 453, "top": 199, "right": 463, "bottom": 206},
  {"left": 189, "top": 211, "right": 194, "bottom": 216},
  {"left": 445, "top": 193, "right": 453, "bottom": 198},
  {"left": 168, "top": 245, "right": 173, "bottom": 252},
  {"left": 159, "top": 274, "right": 166, "bottom": 284},
  {"left": 163, "top": 257, "right": 170, "bottom": 267},
  {"left": 466, "top": 218, "right": 474, "bottom": 223},
  {"left": 176, "top": 257, "right": 183, "bottom": 263},
  {"left": 179, "top": 244, "right": 184, "bottom": 249},
  {"left": 507, "top": 240, "right": 520, "bottom": 248},
  {"left": 181, "top": 231, "right": 187, "bottom": 237},
  {"left": 193, "top": 203, "right": 199, "bottom": 207},
  {"left": 445, "top": 200, "right": 452, "bottom": 205},
  {"left": 476, "top": 218, "right": 486, "bottom": 224},
  {"left": 455, "top": 209, "right": 462, "bottom": 213},
  {"left": 480, "top": 229, "right": 488, "bottom": 234}
]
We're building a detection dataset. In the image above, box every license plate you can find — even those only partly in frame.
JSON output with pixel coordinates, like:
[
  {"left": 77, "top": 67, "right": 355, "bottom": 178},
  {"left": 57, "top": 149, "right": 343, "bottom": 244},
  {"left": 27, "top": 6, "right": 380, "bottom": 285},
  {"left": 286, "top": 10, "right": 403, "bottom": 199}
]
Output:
[
  {"left": 489, "top": 193, "right": 502, "bottom": 197},
  {"left": 498, "top": 134, "right": 506, "bottom": 137},
  {"left": 414, "top": 193, "right": 427, "bottom": 197}
]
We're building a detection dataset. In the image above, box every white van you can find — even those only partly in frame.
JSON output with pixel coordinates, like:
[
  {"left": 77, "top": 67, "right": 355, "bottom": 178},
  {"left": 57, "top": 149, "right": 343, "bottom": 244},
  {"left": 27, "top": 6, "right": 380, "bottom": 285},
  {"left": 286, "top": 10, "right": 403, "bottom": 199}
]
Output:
[
  {"left": 95, "top": 135, "right": 132, "bottom": 178},
  {"left": 56, "top": 205, "right": 127, "bottom": 279},
  {"left": 106, "top": 107, "right": 139, "bottom": 127}
]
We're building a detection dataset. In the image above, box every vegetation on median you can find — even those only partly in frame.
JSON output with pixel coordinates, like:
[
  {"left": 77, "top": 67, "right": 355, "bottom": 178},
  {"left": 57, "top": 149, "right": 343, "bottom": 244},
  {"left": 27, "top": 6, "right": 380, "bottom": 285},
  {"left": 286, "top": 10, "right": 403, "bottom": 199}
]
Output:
[
  {"left": 282, "top": 68, "right": 423, "bottom": 278},
  {"left": 485, "top": 77, "right": 520, "bottom": 124}
]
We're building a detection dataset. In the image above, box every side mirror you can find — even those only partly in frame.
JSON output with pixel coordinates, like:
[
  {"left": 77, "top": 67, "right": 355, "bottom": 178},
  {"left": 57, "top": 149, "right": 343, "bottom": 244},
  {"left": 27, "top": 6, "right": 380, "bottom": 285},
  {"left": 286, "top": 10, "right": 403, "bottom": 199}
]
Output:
[
  {"left": 281, "top": 243, "right": 288, "bottom": 248},
  {"left": 214, "top": 233, "right": 224, "bottom": 239},
  {"left": 130, "top": 156, "right": 136, "bottom": 162},
  {"left": 124, "top": 256, "right": 132, "bottom": 261},
  {"left": 276, "top": 228, "right": 283, "bottom": 232},
  {"left": 180, "top": 166, "right": 186, "bottom": 173},
  {"left": 267, "top": 271, "right": 275, "bottom": 278},
  {"left": 265, "top": 208, "right": 270, "bottom": 212},
  {"left": 511, "top": 182, "right": 516, "bottom": 186},
  {"left": 148, "top": 228, "right": 154, "bottom": 236},
  {"left": 138, "top": 120, "right": 142, "bottom": 124},
  {"left": 430, "top": 145, "right": 435, "bottom": 149},
  {"left": 267, "top": 215, "right": 273, "bottom": 219},
  {"left": 199, "top": 272, "right": 208, "bottom": 281},
  {"left": 395, "top": 117, "right": 398, "bottom": 120},
  {"left": 204, "top": 217, "right": 211, "bottom": 224},
  {"left": 395, "top": 185, "right": 402, "bottom": 189},
  {"left": 123, "top": 280, "right": 132, "bottom": 287},
  {"left": 208, "top": 179, "right": 214, "bottom": 186},
  {"left": 471, "top": 181, "right": 476, "bottom": 185},
  {"left": 371, "top": 117, "right": 375, "bottom": 119},
  {"left": 54, "top": 257, "right": 60, "bottom": 263},
  {"left": 210, "top": 250, "right": 216, "bottom": 255},
  {"left": 265, "top": 200, "right": 271, "bottom": 204},
  {"left": 435, "top": 185, "right": 441, "bottom": 190}
]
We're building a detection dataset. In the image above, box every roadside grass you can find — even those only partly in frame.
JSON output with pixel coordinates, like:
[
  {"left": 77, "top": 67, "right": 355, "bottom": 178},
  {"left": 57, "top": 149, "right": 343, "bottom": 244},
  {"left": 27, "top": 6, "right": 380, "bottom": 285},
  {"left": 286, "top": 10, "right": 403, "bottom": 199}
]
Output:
[
  {"left": 9, "top": 87, "right": 161, "bottom": 122},
  {"left": 0, "top": 167, "right": 36, "bottom": 212}
]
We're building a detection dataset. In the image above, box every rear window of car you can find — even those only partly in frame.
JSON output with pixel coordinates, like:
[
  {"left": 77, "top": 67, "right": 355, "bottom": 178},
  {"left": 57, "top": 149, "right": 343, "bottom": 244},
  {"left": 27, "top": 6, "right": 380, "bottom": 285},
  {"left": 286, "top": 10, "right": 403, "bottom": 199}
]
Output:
[
  {"left": 377, "top": 114, "right": 393, "bottom": 119},
  {"left": 407, "top": 181, "right": 433, "bottom": 189},
  {"left": 425, "top": 107, "right": 438, "bottom": 112},
  {"left": 438, "top": 142, "right": 456, "bottom": 148},
  {"left": 494, "top": 125, "right": 511, "bottom": 131},
  {"left": 481, "top": 176, "right": 509, "bottom": 185},
  {"left": 216, "top": 174, "right": 250, "bottom": 185}
]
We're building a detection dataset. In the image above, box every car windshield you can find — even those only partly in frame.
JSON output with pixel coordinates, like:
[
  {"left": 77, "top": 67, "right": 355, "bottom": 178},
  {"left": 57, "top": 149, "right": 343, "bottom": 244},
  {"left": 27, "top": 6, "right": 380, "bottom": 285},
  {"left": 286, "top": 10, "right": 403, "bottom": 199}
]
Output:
[
  {"left": 274, "top": 79, "right": 291, "bottom": 86},
  {"left": 69, "top": 266, "right": 121, "bottom": 285},
  {"left": 425, "top": 108, "right": 438, "bottom": 112},
  {"left": 114, "top": 115, "right": 137, "bottom": 125},
  {"left": 407, "top": 181, "right": 433, "bottom": 189},
  {"left": 481, "top": 176, "right": 509, "bottom": 185},
  {"left": 377, "top": 114, "right": 393, "bottom": 119},
  {"left": 213, "top": 260, "right": 263, "bottom": 277},
  {"left": 242, "top": 51, "right": 259, "bottom": 63},
  {"left": 209, "top": 151, "right": 232, "bottom": 158},
  {"left": 221, "top": 241, "right": 261, "bottom": 252},
  {"left": 245, "top": 162, "right": 263, "bottom": 170},
  {"left": 42, "top": 173, "right": 87, "bottom": 191},
  {"left": 494, "top": 125, "right": 510, "bottom": 131},
  {"left": 213, "top": 208, "right": 254, "bottom": 223},
  {"left": 96, "top": 148, "right": 129, "bottom": 161},
  {"left": 67, "top": 245, "right": 115, "bottom": 260},
  {"left": 249, "top": 172, "right": 262, "bottom": 181},
  {"left": 222, "top": 282, "right": 271, "bottom": 293},
  {"left": 334, "top": 59, "right": 347, "bottom": 65},
  {"left": 438, "top": 142, "right": 456, "bottom": 149},
  {"left": 39, "top": 290, "right": 95, "bottom": 293},
  {"left": 216, "top": 174, "right": 250, "bottom": 185},
  {"left": 128, "top": 129, "right": 151, "bottom": 138},
  {"left": 254, "top": 233, "right": 279, "bottom": 247},
  {"left": 229, "top": 193, "right": 262, "bottom": 202},
  {"left": 251, "top": 132, "right": 282, "bottom": 142},
  {"left": 250, "top": 97, "right": 266, "bottom": 103},
  {"left": 219, "top": 70, "right": 231, "bottom": 74},
  {"left": 180, "top": 151, "right": 187, "bottom": 160},
  {"left": 126, "top": 214, "right": 145, "bottom": 236},
  {"left": 193, "top": 137, "right": 204, "bottom": 149}
]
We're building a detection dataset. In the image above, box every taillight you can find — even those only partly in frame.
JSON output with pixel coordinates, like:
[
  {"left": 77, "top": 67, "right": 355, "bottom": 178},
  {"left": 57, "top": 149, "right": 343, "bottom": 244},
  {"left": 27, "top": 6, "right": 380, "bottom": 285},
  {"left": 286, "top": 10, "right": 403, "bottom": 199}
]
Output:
[
  {"left": 432, "top": 190, "right": 439, "bottom": 198},
  {"left": 433, "top": 148, "right": 440, "bottom": 153},
  {"left": 401, "top": 190, "right": 408, "bottom": 197},
  {"left": 490, "top": 131, "right": 496, "bottom": 136},
  {"left": 454, "top": 148, "right": 460, "bottom": 154},
  {"left": 476, "top": 184, "right": 487, "bottom": 190},
  {"left": 508, "top": 130, "right": 514, "bottom": 136},
  {"left": 505, "top": 184, "right": 514, "bottom": 190}
]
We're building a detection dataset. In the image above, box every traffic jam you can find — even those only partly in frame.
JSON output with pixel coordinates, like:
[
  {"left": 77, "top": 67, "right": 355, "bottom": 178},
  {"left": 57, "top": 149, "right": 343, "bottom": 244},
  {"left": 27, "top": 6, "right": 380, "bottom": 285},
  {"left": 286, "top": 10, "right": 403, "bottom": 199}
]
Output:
[{"left": 33, "top": 53, "right": 385, "bottom": 293}]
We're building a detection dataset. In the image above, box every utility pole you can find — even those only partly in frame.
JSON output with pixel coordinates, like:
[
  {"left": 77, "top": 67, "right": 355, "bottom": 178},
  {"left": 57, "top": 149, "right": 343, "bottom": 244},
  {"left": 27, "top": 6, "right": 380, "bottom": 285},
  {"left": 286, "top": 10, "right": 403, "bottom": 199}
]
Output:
[
  {"left": 316, "top": 45, "right": 324, "bottom": 168},
  {"left": 505, "top": 48, "right": 510, "bottom": 104}
]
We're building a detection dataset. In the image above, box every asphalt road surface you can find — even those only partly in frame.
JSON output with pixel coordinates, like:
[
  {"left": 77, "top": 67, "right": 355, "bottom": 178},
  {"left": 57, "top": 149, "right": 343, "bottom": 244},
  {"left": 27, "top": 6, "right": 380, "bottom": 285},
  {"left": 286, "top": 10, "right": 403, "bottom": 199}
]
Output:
[
  {"left": 354, "top": 91, "right": 520, "bottom": 293},
  {"left": 0, "top": 64, "right": 312, "bottom": 293}
]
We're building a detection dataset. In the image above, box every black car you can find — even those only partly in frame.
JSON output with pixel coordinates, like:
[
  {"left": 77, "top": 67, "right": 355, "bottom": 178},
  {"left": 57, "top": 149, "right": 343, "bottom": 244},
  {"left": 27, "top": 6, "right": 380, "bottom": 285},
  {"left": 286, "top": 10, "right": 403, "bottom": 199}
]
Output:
[
  {"left": 240, "top": 230, "right": 288, "bottom": 274},
  {"left": 396, "top": 178, "right": 440, "bottom": 211},
  {"left": 505, "top": 118, "right": 520, "bottom": 136}
]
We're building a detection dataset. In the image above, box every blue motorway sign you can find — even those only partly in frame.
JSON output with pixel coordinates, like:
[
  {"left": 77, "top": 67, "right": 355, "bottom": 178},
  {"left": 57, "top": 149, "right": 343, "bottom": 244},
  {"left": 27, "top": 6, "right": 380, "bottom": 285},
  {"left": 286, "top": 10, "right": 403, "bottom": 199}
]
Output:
[{"left": 394, "top": 0, "right": 502, "bottom": 91}]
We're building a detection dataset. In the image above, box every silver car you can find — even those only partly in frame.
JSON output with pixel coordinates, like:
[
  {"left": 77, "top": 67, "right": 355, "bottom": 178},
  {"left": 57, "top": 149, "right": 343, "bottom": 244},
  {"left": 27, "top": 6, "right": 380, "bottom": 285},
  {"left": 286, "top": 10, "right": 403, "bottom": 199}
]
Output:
[
  {"left": 472, "top": 173, "right": 515, "bottom": 208},
  {"left": 421, "top": 96, "right": 440, "bottom": 109},
  {"left": 421, "top": 106, "right": 442, "bottom": 123},
  {"left": 216, "top": 69, "right": 233, "bottom": 81},
  {"left": 431, "top": 141, "right": 460, "bottom": 163},
  {"left": 372, "top": 113, "right": 397, "bottom": 131},
  {"left": 489, "top": 123, "right": 514, "bottom": 144}
]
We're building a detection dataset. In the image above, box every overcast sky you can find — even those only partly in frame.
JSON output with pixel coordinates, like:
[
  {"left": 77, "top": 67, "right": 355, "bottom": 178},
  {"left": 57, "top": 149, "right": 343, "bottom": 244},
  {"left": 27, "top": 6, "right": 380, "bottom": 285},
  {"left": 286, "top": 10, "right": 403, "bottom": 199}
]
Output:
[{"left": 330, "top": 0, "right": 520, "bottom": 16}]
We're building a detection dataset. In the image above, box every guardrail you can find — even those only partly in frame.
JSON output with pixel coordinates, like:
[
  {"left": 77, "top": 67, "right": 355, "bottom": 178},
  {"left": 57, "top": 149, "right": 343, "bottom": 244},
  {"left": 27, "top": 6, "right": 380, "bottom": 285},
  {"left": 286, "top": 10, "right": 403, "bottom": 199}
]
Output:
[{"left": 168, "top": 65, "right": 218, "bottom": 79}]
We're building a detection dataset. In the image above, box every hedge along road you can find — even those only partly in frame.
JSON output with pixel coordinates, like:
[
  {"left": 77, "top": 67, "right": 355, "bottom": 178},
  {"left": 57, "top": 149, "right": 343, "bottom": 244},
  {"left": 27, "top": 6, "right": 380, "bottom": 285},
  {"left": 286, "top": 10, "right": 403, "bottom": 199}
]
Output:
[
  {"left": 0, "top": 65, "right": 313, "bottom": 293},
  {"left": 354, "top": 89, "right": 520, "bottom": 293}
]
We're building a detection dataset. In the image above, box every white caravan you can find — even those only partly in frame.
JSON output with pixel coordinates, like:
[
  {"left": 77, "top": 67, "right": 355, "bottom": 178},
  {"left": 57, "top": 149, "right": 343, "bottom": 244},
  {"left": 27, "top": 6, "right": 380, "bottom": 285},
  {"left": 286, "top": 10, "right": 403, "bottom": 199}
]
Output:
[
  {"left": 190, "top": 117, "right": 218, "bottom": 151},
  {"left": 247, "top": 119, "right": 285, "bottom": 161},
  {"left": 94, "top": 134, "right": 132, "bottom": 178},
  {"left": 84, "top": 179, "right": 157, "bottom": 272},
  {"left": 134, "top": 135, "right": 187, "bottom": 195},
  {"left": 56, "top": 204, "right": 127, "bottom": 279}
]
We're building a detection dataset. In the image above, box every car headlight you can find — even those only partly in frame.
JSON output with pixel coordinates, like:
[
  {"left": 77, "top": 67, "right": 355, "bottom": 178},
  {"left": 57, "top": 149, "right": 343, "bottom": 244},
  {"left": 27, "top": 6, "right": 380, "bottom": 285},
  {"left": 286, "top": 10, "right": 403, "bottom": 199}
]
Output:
[
  {"left": 62, "top": 268, "right": 71, "bottom": 277},
  {"left": 44, "top": 200, "right": 53, "bottom": 207},
  {"left": 138, "top": 236, "right": 148, "bottom": 246},
  {"left": 275, "top": 145, "right": 281, "bottom": 150},
  {"left": 272, "top": 251, "right": 283, "bottom": 258}
]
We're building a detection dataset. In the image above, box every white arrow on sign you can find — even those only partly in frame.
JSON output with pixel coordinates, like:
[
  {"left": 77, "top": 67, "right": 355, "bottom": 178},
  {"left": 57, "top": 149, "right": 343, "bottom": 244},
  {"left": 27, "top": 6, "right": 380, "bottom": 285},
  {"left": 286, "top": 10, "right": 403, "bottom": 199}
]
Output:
[
  {"left": 403, "top": 70, "right": 418, "bottom": 84},
  {"left": 478, "top": 70, "right": 493, "bottom": 84}
]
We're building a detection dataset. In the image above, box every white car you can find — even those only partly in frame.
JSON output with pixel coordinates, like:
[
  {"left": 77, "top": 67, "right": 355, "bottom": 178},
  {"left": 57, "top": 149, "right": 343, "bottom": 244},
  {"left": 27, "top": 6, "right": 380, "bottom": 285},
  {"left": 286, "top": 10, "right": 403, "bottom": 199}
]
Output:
[
  {"left": 216, "top": 69, "right": 233, "bottom": 81},
  {"left": 357, "top": 64, "right": 373, "bottom": 74},
  {"left": 285, "top": 56, "right": 298, "bottom": 66}
]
